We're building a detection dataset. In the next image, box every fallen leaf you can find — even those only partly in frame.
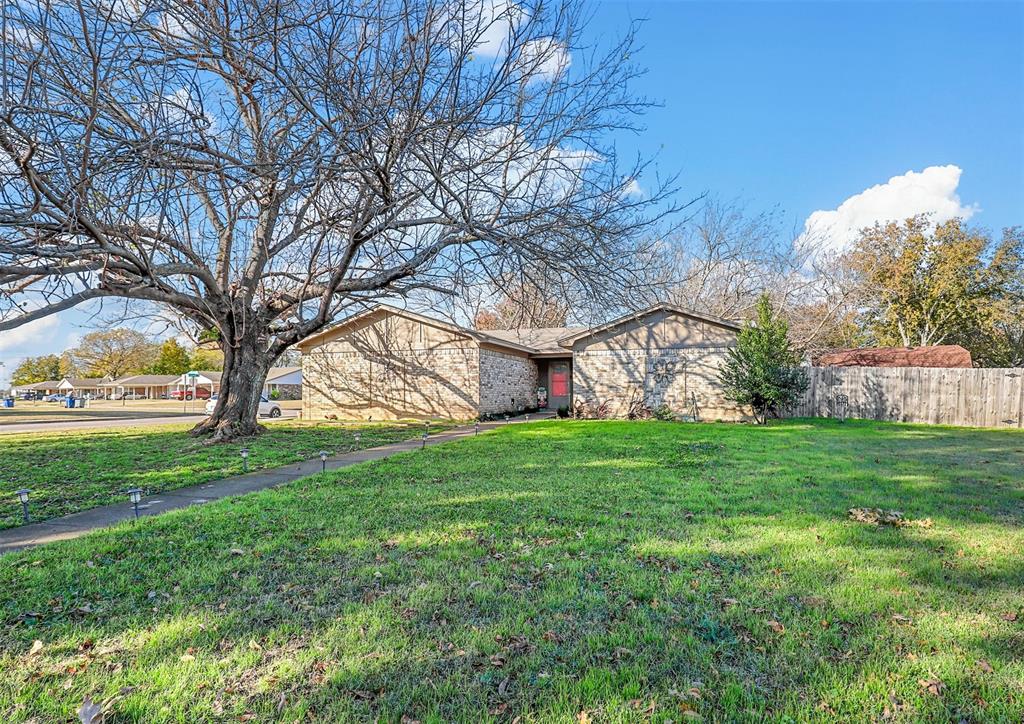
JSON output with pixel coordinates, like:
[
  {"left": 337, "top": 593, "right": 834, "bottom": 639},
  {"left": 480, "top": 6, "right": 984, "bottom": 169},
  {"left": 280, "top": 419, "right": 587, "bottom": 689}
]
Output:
[
  {"left": 891, "top": 614, "right": 913, "bottom": 625},
  {"left": 767, "top": 620, "right": 785, "bottom": 634},
  {"left": 919, "top": 677, "right": 945, "bottom": 697},
  {"left": 180, "top": 654, "right": 195, "bottom": 662},
  {"left": 1000, "top": 612, "right": 1018, "bottom": 622},
  {"left": 28, "top": 640, "right": 43, "bottom": 656},
  {"left": 230, "top": 548, "right": 246, "bottom": 556},
  {"left": 721, "top": 597, "right": 739, "bottom": 608},
  {"left": 977, "top": 659, "right": 994, "bottom": 674}
]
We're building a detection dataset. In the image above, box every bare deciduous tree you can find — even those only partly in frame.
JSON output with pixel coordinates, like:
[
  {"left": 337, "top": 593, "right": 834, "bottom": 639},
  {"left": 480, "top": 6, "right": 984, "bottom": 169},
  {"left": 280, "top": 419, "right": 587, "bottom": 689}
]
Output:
[
  {"left": 0, "top": 0, "right": 677, "bottom": 439},
  {"left": 645, "top": 197, "right": 864, "bottom": 356}
]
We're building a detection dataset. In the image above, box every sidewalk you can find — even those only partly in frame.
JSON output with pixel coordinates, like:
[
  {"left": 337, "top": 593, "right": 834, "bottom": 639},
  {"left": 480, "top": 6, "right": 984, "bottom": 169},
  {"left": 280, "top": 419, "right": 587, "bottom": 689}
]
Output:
[{"left": 0, "top": 414, "right": 550, "bottom": 554}]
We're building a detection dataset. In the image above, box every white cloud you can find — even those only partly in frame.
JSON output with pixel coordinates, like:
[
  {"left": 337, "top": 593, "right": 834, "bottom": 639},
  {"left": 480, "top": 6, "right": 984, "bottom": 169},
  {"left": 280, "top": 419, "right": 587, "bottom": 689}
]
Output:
[
  {"left": 801, "top": 165, "right": 979, "bottom": 254},
  {"left": 462, "top": 0, "right": 570, "bottom": 82},
  {"left": 467, "top": 0, "right": 526, "bottom": 58},
  {"left": 622, "top": 177, "right": 644, "bottom": 198},
  {"left": 0, "top": 315, "right": 60, "bottom": 355},
  {"left": 517, "top": 37, "right": 570, "bottom": 80}
]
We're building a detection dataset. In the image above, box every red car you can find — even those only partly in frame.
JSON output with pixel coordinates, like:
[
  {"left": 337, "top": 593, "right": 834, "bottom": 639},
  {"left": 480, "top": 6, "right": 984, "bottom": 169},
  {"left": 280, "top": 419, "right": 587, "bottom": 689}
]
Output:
[{"left": 169, "top": 388, "right": 212, "bottom": 401}]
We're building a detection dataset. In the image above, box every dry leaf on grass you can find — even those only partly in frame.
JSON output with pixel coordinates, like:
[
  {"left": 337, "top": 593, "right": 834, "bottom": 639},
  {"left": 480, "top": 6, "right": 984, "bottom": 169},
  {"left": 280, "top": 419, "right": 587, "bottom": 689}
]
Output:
[
  {"left": 28, "top": 640, "right": 44, "bottom": 656},
  {"left": 848, "top": 507, "right": 932, "bottom": 528},
  {"left": 977, "top": 659, "right": 994, "bottom": 673},
  {"left": 767, "top": 620, "right": 785, "bottom": 634},
  {"left": 918, "top": 677, "right": 945, "bottom": 697}
]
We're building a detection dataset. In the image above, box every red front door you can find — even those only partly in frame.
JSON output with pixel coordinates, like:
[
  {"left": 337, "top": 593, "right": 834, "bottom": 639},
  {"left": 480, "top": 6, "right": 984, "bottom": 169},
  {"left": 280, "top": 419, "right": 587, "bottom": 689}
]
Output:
[{"left": 549, "top": 362, "right": 570, "bottom": 408}]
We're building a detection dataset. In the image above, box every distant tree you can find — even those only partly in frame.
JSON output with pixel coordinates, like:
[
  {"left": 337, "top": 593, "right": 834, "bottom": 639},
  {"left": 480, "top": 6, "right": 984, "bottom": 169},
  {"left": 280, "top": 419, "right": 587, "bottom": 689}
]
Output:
[
  {"left": 146, "top": 339, "right": 193, "bottom": 375},
  {"left": 719, "top": 295, "right": 808, "bottom": 424},
  {"left": 962, "top": 227, "right": 1024, "bottom": 366},
  {"left": 646, "top": 197, "right": 865, "bottom": 357},
  {"left": 67, "top": 329, "right": 158, "bottom": 379},
  {"left": 10, "top": 354, "right": 70, "bottom": 384},
  {"left": 848, "top": 216, "right": 1010, "bottom": 349},
  {"left": 473, "top": 277, "right": 571, "bottom": 329},
  {"left": 189, "top": 348, "right": 224, "bottom": 372}
]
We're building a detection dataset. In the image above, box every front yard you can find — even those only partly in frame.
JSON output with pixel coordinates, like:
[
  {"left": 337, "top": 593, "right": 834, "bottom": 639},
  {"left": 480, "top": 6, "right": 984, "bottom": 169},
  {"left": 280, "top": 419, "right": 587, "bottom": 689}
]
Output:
[
  {"left": 1, "top": 420, "right": 1022, "bottom": 721},
  {"left": 0, "top": 421, "right": 449, "bottom": 528}
]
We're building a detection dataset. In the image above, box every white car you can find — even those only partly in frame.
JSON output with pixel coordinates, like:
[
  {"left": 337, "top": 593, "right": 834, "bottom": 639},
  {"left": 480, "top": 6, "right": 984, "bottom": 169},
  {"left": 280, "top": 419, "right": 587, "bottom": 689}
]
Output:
[{"left": 205, "top": 394, "right": 282, "bottom": 418}]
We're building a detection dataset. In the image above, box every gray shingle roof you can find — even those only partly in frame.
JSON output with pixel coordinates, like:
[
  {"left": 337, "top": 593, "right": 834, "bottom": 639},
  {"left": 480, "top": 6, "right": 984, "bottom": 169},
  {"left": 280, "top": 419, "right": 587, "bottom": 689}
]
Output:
[{"left": 480, "top": 327, "right": 585, "bottom": 354}]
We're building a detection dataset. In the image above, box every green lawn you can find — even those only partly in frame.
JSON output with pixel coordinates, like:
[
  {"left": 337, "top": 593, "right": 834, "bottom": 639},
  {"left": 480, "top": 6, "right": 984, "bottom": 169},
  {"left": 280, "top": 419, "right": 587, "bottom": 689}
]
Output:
[
  {"left": 0, "top": 421, "right": 449, "bottom": 529},
  {"left": 1, "top": 420, "right": 1022, "bottom": 721}
]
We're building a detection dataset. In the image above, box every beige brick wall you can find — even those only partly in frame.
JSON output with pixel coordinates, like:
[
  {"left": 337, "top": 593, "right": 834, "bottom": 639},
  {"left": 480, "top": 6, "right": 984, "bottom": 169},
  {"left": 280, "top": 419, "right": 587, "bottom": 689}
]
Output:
[
  {"left": 479, "top": 348, "right": 538, "bottom": 415},
  {"left": 301, "top": 312, "right": 482, "bottom": 420},
  {"left": 303, "top": 348, "right": 480, "bottom": 420},
  {"left": 572, "top": 347, "right": 744, "bottom": 420}
]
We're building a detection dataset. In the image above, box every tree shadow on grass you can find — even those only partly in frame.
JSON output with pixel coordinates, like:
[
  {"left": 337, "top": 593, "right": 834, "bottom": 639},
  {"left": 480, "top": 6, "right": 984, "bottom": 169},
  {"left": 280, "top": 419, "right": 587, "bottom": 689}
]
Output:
[{"left": 1, "top": 420, "right": 1022, "bottom": 721}]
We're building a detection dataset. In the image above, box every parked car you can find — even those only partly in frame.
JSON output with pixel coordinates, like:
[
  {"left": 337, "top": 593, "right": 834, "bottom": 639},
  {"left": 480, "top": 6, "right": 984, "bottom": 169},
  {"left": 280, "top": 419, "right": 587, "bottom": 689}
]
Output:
[
  {"left": 204, "top": 394, "right": 282, "bottom": 418},
  {"left": 19, "top": 392, "right": 40, "bottom": 401},
  {"left": 169, "top": 388, "right": 212, "bottom": 401},
  {"left": 116, "top": 392, "right": 147, "bottom": 400},
  {"left": 43, "top": 393, "right": 67, "bottom": 402}
]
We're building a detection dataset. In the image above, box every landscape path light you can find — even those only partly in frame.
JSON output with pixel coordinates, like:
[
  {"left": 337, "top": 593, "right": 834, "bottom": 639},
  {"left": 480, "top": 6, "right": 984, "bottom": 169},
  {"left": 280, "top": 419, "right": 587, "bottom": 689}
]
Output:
[
  {"left": 319, "top": 451, "right": 330, "bottom": 472},
  {"left": 354, "top": 431, "right": 361, "bottom": 446},
  {"left": 128, "top": 488, "right": 142, "bottom": 519},
  {"left": 240, "top": 448, "right": 249, "bottom": 472},
  {"left": 16, "top": 489, "right": 30, "bottom": 524},
  {"left": 474, "top": 421, "right": 480, "bottom": 436},
  {"left": 422, "top": 429, "right": 429, "bottom": 448}
]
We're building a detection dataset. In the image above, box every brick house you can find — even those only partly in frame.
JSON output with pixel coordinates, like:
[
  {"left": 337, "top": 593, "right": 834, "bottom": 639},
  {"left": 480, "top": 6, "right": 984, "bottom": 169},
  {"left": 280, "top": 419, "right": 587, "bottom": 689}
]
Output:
[{"left": 298, "top": 303, "right": 743, "bottom": 420}]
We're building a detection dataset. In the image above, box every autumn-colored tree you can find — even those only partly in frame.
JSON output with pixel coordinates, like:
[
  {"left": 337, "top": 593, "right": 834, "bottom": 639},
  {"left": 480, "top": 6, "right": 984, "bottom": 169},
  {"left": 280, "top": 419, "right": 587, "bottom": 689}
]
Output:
[
  {"left": 10, "top": 353, "right": 73, "bottom": 385},
  {"left": 963, "top": 227, "right": 1024, "bottom": 366},
  {"left": 473, "top": 280, "right": 571, "bottom": 330},
  {"left": 848, "top": 216, "right": 1013, "bottom": 349},
  {"left": 66, "top": 329, "right": 158, "bottom": 379},
  {"left": 189, "top": 348, "right": 225, "bottom": 372}
]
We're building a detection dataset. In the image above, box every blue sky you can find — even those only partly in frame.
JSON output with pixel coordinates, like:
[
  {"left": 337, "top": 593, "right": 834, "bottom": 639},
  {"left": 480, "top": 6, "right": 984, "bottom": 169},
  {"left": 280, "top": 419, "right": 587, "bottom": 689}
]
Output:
[
  {"left": 588, "top": 0, "right": 1022, "bottom": 239},
  {"left": 1, "top": 0, "right": 1022, "bottom": 383}
]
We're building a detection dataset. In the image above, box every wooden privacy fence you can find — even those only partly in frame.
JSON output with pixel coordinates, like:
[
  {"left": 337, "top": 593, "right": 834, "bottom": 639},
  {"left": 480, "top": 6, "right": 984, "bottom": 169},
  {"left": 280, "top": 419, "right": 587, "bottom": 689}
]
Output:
[{"left": 788, "top": 366, "right": 1024, "bottom": 429}]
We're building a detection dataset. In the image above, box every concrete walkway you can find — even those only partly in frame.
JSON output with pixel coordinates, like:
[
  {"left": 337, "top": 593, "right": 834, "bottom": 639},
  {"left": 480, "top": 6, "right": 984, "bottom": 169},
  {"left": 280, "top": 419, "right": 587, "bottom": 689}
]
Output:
[{"left": 0, "top": 414, "right": 550, "bottom": 554}]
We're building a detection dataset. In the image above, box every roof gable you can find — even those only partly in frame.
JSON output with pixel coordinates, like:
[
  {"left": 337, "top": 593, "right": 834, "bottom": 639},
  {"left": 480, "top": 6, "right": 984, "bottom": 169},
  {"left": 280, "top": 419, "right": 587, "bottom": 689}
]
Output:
[
  {"left": 297, "top": 304, "right": 536, "bottom": 354},
  {"left": 556, "top": 304, "right": 741, "bottom": 347}
]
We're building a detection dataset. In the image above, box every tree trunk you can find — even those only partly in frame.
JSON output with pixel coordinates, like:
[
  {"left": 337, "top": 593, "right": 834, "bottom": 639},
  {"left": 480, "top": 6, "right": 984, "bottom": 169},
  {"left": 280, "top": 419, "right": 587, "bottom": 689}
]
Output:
[{"left": 190, "top": 330, "right": 271, "bottom": 442}]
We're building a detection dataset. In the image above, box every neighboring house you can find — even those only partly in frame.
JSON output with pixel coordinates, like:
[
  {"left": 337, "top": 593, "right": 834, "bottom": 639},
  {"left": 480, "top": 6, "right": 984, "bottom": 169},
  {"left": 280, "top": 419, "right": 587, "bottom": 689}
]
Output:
[
  {"left": 57, "top": 377, "right": 109, "bottom": 398},
  {"left": 298, "top": 303, "right": 743, "bottom": 421},
  {"left": 102, "top": 374, "right": 180, "bottom": 398},
  {"left": 817, "top": 345, "right": 973, "bottom": 368},
  {"left": 173, "top": 370, "right": 222, "bottom": 396},
  {"left": 264, "top": 366, "right": 302, "bottom": 399},
  {"left": 15, "top": 380, "right": 64, "bottom": 396}
]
